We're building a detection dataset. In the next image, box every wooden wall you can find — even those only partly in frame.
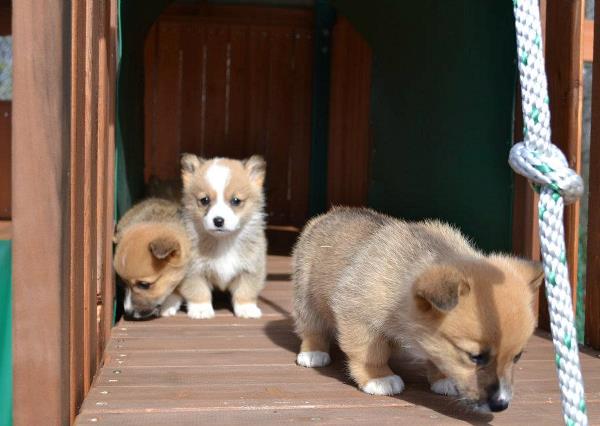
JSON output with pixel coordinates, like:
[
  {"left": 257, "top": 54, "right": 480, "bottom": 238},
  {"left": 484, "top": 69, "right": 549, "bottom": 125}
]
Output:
[{"left": 144, "top": 4, "right": 314, "bottom": 230}]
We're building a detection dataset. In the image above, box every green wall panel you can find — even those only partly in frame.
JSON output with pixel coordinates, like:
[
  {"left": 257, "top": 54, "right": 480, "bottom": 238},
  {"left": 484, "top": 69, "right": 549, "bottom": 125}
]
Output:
[
  {"left": 331, "top": 0, "right": 516, "bottom": 252},
  {"left": 0, "top": 240, "right": 12, "bottom": 426}
]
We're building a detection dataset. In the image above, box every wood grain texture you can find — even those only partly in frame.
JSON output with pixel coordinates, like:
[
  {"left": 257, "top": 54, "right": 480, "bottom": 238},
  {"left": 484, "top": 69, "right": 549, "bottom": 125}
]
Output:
[
  {"left": 144, "top": 5, "right": 314, "bottom": 231},
  {"left": 0, "top": 102, "right": 10, "bottom": 219},
  {"left": 76, "top": 256, "right": 600, "bottom": 425},
  {"left": 585, "top": 1, "right": 600, "bottom": 350},
  {"left": 327, "top": 17, "right": 372, "bottom": 207},
  {"left": 544, "top": 0, "right": 584, "bottom": 324},
  {"left": 583, "top": 19, "right": 594, "bottom": 62},
  {"left": 12, "top": 0, "right": 71, "bottom": 423}
]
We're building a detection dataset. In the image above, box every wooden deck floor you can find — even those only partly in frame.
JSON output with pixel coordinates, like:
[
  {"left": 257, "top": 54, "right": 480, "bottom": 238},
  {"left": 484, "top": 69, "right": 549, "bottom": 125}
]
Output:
[{"left": 77, "top": 256, "right": 600, "bottom": 425}]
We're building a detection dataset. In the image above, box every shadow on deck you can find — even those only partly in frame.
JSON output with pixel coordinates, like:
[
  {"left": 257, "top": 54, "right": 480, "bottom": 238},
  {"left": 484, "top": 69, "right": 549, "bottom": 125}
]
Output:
[{"left": 76, "top": 256, "right": 600, "bottom": 425}]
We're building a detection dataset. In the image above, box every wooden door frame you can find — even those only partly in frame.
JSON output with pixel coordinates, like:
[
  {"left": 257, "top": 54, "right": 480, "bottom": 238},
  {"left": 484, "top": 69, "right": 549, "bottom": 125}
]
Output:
[{"left": 12, "top": 0, "right": 117, "bottom": 423}]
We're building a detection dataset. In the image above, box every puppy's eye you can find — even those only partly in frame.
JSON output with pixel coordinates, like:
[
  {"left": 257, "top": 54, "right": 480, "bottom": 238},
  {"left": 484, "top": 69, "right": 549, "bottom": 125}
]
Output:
[
  {"left": 230, "top": 196, "right": 242, "bottom": 206},
  {"left": 136, "top": 281, "right": 152, "bottom": 290},
  {"left": 513, "top": 351, "right": 523, "bottom": 363},
  {"left": 468, "top": 352, "right": 490, "bottom": 366},
  {"left": 197, "top": 196, "right": 210, "bottom": 206}
]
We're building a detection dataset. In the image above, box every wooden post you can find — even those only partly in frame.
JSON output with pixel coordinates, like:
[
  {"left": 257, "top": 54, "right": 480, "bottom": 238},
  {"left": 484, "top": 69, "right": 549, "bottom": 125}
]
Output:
[
  {"left": 585, "top": 1, "right": 600, "bottom": 350},
  {"left": 542, "top": 0, "right": 584, "bottom": 329},
  {"left": 12, "top": 0, "right": 71, "bottom": 423}
]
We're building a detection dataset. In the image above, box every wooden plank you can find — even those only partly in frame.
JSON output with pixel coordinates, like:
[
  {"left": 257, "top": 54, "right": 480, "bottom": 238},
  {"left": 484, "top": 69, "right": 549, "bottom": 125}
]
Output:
[
  {"left": 203, "top": 24, "right": 229, "bottom": 157},
  {"left": 227, "top": 25, "right": 249, "bottom": 157},
  {"left": 0, "top": 102, "right": 10, "bottom": 219},
  {"left": 70, "top": 0, "right": 87, "bottom": 418},
  {"left": 12, "top": 0, "right": 71, "bottom": 423},
  {"left": 583, "top": 19, "right": 594, "bottom": 62},
  {"left": 327, "top": 17, "right": 372, "bottom": 207},
  {"left": 585, "top": 1, "right": 600, "bottom": 350},
  {"left": 545, "top": 0, "right": 584, "bottom": 317},
  {"left": 289, "top": 28, "right": 313, "bottom": 227},
  {"left": 0, "top": 220, "right": 10, "bottom": 239}
]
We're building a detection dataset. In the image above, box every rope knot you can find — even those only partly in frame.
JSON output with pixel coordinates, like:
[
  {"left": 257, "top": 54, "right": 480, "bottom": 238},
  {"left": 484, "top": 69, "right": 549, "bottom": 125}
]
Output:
[{"left": 509, "top": 142, "right": 583, "bottom": 205}]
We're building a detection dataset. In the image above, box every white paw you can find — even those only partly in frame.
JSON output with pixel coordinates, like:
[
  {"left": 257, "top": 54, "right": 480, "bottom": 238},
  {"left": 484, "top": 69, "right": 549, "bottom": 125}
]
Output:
[
  {"left": 187, "top": 302, "right": 215, "bottom": 319},
  {"left": 431, "top": 378, "right": 459, "bottom": 396},
  {"left": 161, "top": 305, "right": 179, "bottom": 317},
  {"left": 233, "top": 303, "right": 262, "bottom": 319},
  {"left": 296, "top": 351, "right": 331, "bottom": 368},
  {"left": 160, "top": 294, "right": 182, "bottom": 317},
  {"left": 362, "top": 375, "right": 405, "bottom": 396}
]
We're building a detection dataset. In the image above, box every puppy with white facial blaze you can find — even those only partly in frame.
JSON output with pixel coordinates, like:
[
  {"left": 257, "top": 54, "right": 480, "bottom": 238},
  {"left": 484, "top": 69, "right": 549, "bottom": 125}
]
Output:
[
  {"left": 293, "top": 207, "right": 543, "bottom": 412},
  {"left": 113, "top": 198, "right": 191, "bottom": 319},
  {"left": 180, "top": 154, "right": 267, "bottom": 319}
]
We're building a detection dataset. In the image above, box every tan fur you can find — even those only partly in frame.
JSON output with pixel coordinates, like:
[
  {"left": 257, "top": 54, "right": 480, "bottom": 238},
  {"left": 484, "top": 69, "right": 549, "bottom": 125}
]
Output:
[
  {"left": 180, "top": 154, "right": 267, "bottom": 318},
  {"left": 113, "top": 198, "right": 191, "bottom": 318},
  {"left": 293, "top": 207, "right": 543, "bottom": 410}
]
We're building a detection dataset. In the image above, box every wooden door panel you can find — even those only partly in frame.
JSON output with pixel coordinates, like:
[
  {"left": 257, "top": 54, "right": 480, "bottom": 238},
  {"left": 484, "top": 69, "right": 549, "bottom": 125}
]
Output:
[{"left": 145, "top": 5, "right": 314, "bottom": 229}]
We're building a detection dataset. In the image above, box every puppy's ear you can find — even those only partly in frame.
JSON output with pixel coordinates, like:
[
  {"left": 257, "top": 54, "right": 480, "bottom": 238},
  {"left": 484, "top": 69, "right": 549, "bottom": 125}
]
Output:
[
  {"left": 414, "top": 265, "right": 470, "bottom": 313},
  {"left": 149, "top": 236, "right": 181, "bottom": 262},
  {"left": 511, "top": 259, "right": 544, "bottom": 294},
  {"left": 181, "top": 154, "right": 205, "bottom": 187},
  {"left": 243, "top": 155, "right": 266, "bottom": 187}
]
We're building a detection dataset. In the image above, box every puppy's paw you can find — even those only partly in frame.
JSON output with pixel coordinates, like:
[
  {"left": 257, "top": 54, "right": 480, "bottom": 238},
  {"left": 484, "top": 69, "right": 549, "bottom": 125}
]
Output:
[
  {"left": 161, "top": 305, "right": 179, "bottom": 317},
  {"left": 233, "top": 303, "right": 262, "bottom": 319},
  {"left": 430, "top": 378, "right": 459, "bottom": 396},
  {"left": 187, "top": 302, "right": 215, "bottom": 319},
  {"left": 160, "top": 294, "right": 182, "bottom": 317},
  {"left": 362, "top": 375, "right": 405, "bottom": 396},
  {"left": 296, "top": 351, "right": 331, "bottom": 368}
]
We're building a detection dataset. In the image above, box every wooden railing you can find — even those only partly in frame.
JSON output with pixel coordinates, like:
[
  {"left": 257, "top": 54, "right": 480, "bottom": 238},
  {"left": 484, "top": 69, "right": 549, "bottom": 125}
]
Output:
[{"left": 12, "top": 1, "right": 117, "bottom": 424}]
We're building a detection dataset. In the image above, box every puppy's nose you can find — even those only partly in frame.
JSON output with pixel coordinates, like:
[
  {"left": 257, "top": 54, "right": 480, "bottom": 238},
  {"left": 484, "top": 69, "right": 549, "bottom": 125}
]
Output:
[
  {"left": 213, "top": 217, "right": 225, "bottom": 228},
  {"left": 487, "top": 396, "right": 509, "bottom": 412}
]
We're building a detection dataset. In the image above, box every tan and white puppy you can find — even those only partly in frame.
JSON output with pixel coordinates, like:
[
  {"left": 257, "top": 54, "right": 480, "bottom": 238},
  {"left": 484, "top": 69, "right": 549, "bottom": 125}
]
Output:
[
  {"left": 179, "top": 154, "right": 267, "bottom": 319},
  {"left": 114, "top": 198, "right": 191, "bottom": 319},
  {"left": 293, "top": 207, "right": 543, "bottom": 413}
]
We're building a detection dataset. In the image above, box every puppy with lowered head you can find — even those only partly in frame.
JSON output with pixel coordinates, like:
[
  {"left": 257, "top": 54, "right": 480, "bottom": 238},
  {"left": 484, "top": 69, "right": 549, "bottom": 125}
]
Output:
[
  {"left": 293, "top": 207, "right": 543, "bottom": 413},
  {"left": 179, "top": 154, "right": 267, "bottom": 319},
  {"left": 114, "top": 198, "right": 191, "bottom": 319}
]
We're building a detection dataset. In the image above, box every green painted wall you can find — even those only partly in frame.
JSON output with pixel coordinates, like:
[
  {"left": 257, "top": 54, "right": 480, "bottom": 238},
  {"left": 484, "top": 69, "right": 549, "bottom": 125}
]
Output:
[
  {"left": 331, "top": 1, "right": 517, "bottom": 252},
  {"left": 0, "top": 240, "right": 12, "bottom": 426},
  {"left": 117, "top": 0, "right": 172, "bottom": 218}
]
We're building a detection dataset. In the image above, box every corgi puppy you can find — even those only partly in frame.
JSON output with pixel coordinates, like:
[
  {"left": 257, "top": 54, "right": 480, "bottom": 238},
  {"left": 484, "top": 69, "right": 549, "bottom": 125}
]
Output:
[
  {"left": 113, "top": 198, "right": 191, "bottom": 319},
  {"left": 293, "top": 207, "right": 543, "bottom": 413},
  {"left": 179, "top": 154, "right": 267, "bottom": 319}
]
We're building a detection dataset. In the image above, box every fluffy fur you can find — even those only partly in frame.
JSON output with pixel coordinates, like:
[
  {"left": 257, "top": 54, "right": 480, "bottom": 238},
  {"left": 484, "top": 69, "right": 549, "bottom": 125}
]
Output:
[
  {"left": 179, "top": 154, "right": 267, "bottom": 319},
  {"left": 293, "top": 207, "right": 543, "bottom": 413},
  {"left": 113, "top": 198, "right": 191, "bottom": 319}
]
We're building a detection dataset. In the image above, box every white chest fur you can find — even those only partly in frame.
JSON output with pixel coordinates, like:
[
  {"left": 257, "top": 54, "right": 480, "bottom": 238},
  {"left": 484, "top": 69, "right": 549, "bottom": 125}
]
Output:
[{"left": 204, "top": 247, "right": 244, "bottom": 289}]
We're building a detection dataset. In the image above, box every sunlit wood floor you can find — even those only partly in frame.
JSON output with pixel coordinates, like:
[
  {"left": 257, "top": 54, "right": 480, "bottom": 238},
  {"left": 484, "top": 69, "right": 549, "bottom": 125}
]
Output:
[{"left": 76, "top": 256, "right": 600, "bottom": 425}]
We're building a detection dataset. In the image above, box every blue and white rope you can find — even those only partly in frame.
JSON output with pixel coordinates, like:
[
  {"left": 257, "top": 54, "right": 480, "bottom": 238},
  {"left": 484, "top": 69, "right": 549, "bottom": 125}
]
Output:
[{"left": 509, "top": 1, "right": 587, "bottom": 425}]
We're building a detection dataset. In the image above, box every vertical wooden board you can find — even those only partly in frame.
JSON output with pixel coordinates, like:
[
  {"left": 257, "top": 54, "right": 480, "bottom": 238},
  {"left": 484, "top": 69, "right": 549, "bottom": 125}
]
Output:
[
  {"left": 545, "top": 0, "right": 584, "bottom": 313},
  {"left": 12, "top": 0, "right": 71, "bottom": 422},
  {"left": 69, "top": 0, "right": 88, "bottom": 417},
  {"left": 227, "top": 25, "right": 249, "bottom": 158},
  {"left": 179, "top": 22, "right": 204, "bottom": 156},
  {"left": 264, "top": 28, "right": 295, "bottom": 226},
  {"left": 83, "top": 0, "right": 100, "bottom": 393},
  {"left": 202, "top": 24, "right": 229, "bottom": 158},
  {"left": 0, "top": 102, "right": 10, "bottom": 219},
  {"left": 289, "top": 28, "right": 313, "bottom": 226},
  {"left": 101, "top": 0, "right": 118, "bottom": 350},
  {"left": 152, "top": 22, "right": 183, "bottom": 180},
  {"left": 327, "top": 17, "right": 372, "bottom": 208},
  {"left": 585, "top": 0, "right": 600, "bottom": 350},
  {"left": 246, "top": 27, "right": 270, "bottom": 157}
]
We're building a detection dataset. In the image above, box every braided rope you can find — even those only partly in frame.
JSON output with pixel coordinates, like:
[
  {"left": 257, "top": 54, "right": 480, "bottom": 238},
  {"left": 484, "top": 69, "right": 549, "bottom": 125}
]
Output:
[{"left": 509, "top": 1, "right": 587, "bottom": 425}]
